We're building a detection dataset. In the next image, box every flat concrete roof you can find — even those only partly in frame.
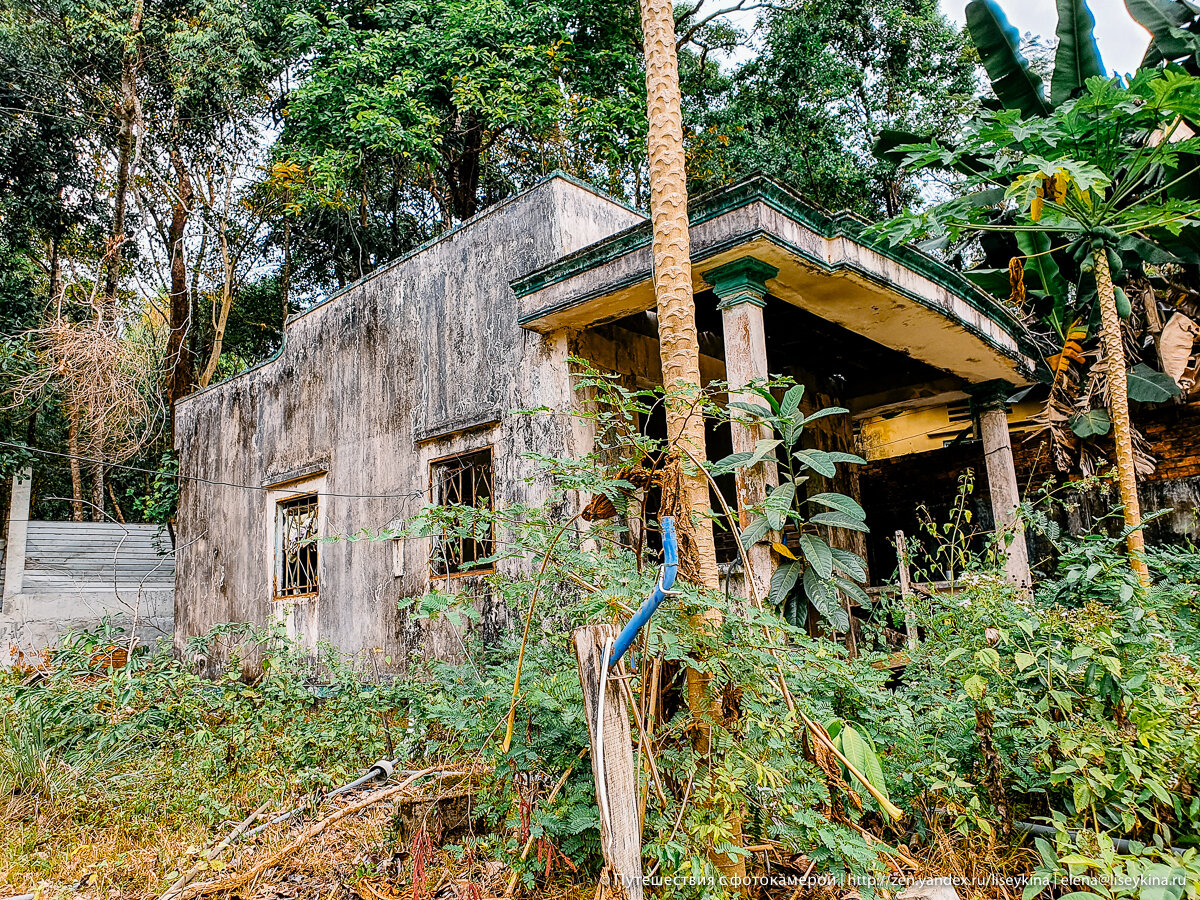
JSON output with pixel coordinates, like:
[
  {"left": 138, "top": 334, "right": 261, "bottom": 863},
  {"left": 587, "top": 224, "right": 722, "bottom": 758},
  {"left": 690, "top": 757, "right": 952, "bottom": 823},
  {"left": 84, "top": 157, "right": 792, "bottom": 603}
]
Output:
[{"left": 514, "top": 175, "right": 1038, "bottom": 386}]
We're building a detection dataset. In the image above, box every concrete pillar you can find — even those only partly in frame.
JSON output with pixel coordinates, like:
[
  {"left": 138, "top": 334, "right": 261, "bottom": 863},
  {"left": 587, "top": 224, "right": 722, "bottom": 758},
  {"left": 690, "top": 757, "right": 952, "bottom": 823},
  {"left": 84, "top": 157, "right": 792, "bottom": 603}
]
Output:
[
  {"left": 705, "top": 257, "right": 779, "bottom": 603},
  {"left": 3, "top": 466, "right": 32, "bottom": 602},
  {"left": 970, "top": 384, "right": 1031, "bottom": 587}
]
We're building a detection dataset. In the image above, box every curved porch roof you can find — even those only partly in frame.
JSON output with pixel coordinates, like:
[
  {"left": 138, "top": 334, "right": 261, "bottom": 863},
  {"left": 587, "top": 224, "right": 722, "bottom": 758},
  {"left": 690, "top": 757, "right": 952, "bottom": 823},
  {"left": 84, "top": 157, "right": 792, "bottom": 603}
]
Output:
[{"left": 513, "top": 175, "right": 1037, "bottom": 388}]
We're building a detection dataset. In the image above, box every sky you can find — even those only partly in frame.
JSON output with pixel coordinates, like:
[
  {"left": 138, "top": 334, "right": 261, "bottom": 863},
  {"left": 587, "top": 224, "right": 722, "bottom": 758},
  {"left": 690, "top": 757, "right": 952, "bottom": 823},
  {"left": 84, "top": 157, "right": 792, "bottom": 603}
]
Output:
[{"left": 938, "top": 0, "right": 1153, "bottom": 78}]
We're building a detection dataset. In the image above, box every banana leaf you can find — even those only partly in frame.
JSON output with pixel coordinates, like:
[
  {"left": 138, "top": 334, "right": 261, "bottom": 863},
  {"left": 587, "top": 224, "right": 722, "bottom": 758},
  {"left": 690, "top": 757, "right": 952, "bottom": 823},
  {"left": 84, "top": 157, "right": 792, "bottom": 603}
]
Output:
[
  {"left": 967, "top": 0, "right": 1052, "bottom": 118},
  {"left": 1053, "top": 0, "right": 1105, "bottom": 105}
]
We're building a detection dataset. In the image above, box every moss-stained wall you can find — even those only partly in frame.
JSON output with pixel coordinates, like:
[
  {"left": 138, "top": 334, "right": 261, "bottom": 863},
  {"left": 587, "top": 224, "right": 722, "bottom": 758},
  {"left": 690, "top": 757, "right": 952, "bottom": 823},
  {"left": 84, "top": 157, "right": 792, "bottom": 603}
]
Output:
[{"left": 173, "top": 177, "right": 644, "bottom": 672}]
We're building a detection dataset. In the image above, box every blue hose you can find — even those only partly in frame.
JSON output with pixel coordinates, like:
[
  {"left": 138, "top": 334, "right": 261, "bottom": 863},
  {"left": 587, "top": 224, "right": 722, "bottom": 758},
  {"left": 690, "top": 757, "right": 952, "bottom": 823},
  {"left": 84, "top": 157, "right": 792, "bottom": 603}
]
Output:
[{"left": 608, "top": 516, "right": 679, "bottom": 668}]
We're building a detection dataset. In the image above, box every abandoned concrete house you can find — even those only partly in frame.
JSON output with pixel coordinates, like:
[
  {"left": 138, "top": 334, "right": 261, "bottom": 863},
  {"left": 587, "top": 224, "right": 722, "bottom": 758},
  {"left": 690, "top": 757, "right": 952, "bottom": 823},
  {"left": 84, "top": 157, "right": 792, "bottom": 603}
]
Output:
[{"left": 173, "top": 173, "right": 1200, "bottom": 667}]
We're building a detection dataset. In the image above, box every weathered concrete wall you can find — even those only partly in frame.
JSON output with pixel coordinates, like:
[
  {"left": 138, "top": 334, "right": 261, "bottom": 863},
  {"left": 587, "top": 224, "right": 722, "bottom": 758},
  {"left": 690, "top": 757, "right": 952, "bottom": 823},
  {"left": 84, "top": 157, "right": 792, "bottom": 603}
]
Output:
[{"left": 174, "top": 177, "right": 644, "bottom": 671}]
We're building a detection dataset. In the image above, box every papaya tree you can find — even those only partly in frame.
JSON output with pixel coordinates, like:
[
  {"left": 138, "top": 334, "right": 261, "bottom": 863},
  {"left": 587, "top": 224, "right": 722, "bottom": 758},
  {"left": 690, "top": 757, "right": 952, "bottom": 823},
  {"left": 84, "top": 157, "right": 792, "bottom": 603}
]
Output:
[{"left": 872, "top": 69, "right": 1200, "bottom": 585}]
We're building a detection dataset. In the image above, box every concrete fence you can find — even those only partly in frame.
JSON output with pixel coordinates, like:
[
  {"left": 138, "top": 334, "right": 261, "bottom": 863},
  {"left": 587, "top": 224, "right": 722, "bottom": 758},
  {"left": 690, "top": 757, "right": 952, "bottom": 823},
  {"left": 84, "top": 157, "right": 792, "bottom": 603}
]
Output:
[{"left": 1, "top": 469, "right": 174, "bottom": 667}]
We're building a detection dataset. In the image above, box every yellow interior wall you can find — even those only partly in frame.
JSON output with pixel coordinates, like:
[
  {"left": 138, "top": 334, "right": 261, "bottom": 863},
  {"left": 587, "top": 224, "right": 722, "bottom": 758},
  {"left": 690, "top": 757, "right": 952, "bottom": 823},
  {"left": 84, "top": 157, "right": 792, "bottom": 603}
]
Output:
[{"left": 859, "top": 400, "right": 1042, "bottom": 461}]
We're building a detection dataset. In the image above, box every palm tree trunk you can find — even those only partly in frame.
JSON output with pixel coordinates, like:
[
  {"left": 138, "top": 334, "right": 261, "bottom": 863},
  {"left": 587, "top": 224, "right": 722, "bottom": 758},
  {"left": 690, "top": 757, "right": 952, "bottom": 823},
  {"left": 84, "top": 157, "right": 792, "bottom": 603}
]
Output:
[
  {"left": 638, "top": 0, "right": 744, "bottom": 881},
  {"left": 638, "top": 0, "right": 719, "bottom": 589},
  {"left": 1094, "top": 247, "right": 1150, "bottom": 587}
]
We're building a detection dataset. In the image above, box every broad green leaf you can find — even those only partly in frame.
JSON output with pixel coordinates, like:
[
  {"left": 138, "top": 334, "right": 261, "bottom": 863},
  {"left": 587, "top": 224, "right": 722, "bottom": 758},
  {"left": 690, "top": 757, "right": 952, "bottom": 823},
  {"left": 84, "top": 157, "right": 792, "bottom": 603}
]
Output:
[
  {"left": 839, "top": 725, "right": 891, "bottom": 813},
  {"left": 764, "top": 481, "right": 796, "bottom": 530},
  {"left": 1016, "top": 230, "right": 1069, "bottom": 311},
  {"left": 1052, "top": 0, "right": 1104, "bottom": 107},
  {"left": 799, "top": 406, "right": 850, "bottom": 426},
  {"left": 1127, "top": 0, "right": 1196, "bottom": 65},
  {"left": 740, "top": 516, "right": 770, "bottom": 549},
  {"left": 712, "top": 450, "right": 753, "bottom": 473},
  {"left": 809, "top": 511, "right": 870, "bottom": 533},
  {"left": 830, "top": 547, "right": 867, "bottom": 582},
  {"left": 768, "top": 561, "right": 802, "bottom": 606},
  {"left": 803, "top": 567, "right": 848, "bottom": 630},
  {"left": 793, "top": 448, "right": 837, "bottom": 477},
  {"left": 779, "top": 383, "right": 805, "bottom": 418},
  {"left": 964, "top": 673, "right": 987, "bottom": 700},
  {"left": 1127, "top": 362, "right": 1181, "bottom": 402},
  {"left": 799, "top": 534, "right": 834, "bottom": 579},
  {"left": 1070, "top": 407, "right": 1111, "bottom": 438},
  {"left": 807, "top": 492, "right": 865, "bottom": 518},
  {"left": 966, "top": 0, "right": 1052, "bottom": 118},
  {"left": 748, "top": 439, "right": 783, "bottom": 467},
  {"left": 834, "top": 576, "right": 870, "bottom": 607},
  {"left": 728, "top": 401, "right": 774, "bottom": 420},
  {"left": 1014, "top": 651, "right": 1038, "bottom": 671},
  {"left": 827, "top": 451, "right": 866, "bottom": 465}
]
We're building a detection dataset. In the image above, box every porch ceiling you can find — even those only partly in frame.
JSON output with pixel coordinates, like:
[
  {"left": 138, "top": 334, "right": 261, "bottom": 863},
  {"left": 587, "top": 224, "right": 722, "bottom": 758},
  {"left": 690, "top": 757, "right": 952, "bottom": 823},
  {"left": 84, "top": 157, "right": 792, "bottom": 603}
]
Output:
[{"left": 513, "top": 176, "right": 1038, "bottom": 386}]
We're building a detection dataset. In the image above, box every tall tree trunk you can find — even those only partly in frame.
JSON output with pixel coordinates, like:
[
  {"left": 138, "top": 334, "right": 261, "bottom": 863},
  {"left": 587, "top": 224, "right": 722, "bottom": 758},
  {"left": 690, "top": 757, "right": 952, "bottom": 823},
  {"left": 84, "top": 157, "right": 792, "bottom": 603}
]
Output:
[
  {"left": 91, "top": 462, "right": 105, "bottom": 522},
  {"left": 1095, "top": 247, "right": 1150, "bottom": 587},
  {"left": 67, "top": 404, "right": 84, "bottom": 522},
  {"left": 638, "top": 0, "right": 743, "bottom": 881},
  {"left": 199, "top": 219, "right": 236, "bottom": 388},
  {"left": 101, "top": 0, "right": 143, "bottom": 321},
  {"left": 165, "top": 147, "right": 195, "bottom": 413}
]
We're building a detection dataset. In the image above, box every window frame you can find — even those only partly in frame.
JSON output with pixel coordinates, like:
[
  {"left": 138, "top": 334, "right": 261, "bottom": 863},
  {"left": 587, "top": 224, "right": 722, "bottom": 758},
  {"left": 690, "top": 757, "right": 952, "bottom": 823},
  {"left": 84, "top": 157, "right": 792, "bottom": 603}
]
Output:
[
  {"left": 428, "top": 446, "right": 496, "bottom": 579},
  {"left": 269, "top": 484, "right": 323, "bottom": 602}
]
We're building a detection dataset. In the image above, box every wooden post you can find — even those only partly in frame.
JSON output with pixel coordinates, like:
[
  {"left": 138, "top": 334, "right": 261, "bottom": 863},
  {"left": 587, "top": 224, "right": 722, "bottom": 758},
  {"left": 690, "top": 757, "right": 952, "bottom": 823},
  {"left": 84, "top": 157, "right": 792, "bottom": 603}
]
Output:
[
  {"left": 895, "top": 530, "right": 917, "bottom": 651},
  {"left": 970, "top": 383, "right": 1032, "bottom": 588},
  {"left": 573, "top": 624, "right": 643, "bottom": 900},
  {"left": 706, "top": 257, "right": 779, "bottom": 603}
]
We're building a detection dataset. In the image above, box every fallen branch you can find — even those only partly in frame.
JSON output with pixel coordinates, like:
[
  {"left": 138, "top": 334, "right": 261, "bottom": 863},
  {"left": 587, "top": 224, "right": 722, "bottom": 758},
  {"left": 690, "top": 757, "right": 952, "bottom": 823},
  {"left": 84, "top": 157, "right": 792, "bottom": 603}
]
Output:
[
  {"left": 159, "top": 800, "right": 270, "bottom": 900},
  {"left": 177, "top": 768, "right": 438, "bottom": 900}
]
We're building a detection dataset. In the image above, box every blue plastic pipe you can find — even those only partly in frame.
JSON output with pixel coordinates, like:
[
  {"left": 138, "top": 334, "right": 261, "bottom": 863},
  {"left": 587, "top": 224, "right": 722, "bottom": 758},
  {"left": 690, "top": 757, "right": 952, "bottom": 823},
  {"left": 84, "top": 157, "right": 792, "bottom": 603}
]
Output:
[{"left": 608, "top": 516, "right": 678, "bottom": 668}]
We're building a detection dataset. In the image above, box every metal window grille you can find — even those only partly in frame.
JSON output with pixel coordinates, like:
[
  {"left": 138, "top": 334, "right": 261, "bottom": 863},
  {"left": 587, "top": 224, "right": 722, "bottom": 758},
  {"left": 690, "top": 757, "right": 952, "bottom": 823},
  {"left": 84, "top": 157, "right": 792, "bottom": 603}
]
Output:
[
  {"left": 276, "top": 494, "right": 319, "bottom": 599},
  {"left": 430, "top": 448, "right": 494, "bottom": 577}
]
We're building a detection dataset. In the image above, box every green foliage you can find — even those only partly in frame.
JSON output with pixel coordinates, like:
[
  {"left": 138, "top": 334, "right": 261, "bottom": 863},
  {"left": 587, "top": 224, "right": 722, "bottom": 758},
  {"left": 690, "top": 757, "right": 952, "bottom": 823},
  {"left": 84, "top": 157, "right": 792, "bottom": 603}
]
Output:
[
  {"left": 685, "top": 0, "right": 977, "bottom": 218},
  {"left": 278, "top": 0, "right": 644, "bottom": 228},
  {"left": 710, "top": 380, "right": 869, "bottom": 631},
  {"left": 128, "top": 453, "right": 179, "bottom": 524}
]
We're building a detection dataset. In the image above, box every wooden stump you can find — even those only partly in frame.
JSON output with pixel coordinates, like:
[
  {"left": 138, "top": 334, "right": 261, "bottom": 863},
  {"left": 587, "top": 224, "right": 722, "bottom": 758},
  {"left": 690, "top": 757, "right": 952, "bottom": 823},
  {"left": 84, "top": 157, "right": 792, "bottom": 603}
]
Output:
[{"left": 572, "top": 624, "right": 643, "bottom": 900}]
